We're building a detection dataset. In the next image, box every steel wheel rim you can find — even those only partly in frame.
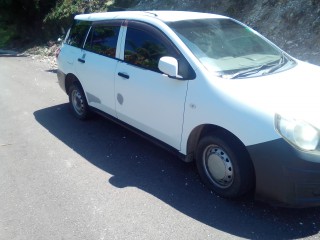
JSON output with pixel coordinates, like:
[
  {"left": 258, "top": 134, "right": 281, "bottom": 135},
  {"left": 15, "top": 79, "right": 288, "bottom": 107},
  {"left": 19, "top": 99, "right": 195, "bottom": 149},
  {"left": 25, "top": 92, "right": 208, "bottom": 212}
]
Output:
[
  {"left": 71, "top": 89, "right": 85, "bottom": 115},
  {"left": 202, "top": 144, "right": 234, "bottom": 188}
]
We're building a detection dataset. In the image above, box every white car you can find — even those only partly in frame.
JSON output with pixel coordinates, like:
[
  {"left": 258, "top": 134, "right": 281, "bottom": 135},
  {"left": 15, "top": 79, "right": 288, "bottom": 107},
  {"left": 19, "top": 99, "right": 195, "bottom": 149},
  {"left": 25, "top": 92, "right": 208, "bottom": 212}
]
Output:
[{"left": 56, "top": 11, "right": 320, "bottom": 207}]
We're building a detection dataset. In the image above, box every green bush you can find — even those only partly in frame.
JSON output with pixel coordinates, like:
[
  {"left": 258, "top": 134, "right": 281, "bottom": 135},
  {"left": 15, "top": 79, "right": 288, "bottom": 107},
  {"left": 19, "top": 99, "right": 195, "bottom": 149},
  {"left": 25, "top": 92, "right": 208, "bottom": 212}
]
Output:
[
  {"left": 0, "top": 0, "right": 137, "bottom": 48},
  {"left": 0, "top": 24, "right": 17, "bottom": 48},
  {"left": 45, "top": 0, "right": 113, "bottom": 24}
]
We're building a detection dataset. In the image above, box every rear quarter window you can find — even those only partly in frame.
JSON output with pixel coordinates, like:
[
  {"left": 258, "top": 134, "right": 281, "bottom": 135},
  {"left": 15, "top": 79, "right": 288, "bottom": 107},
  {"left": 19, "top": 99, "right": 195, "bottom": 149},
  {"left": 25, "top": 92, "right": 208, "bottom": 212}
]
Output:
[{"left": 66, "top": 20, "right": 91, "bottom": 48}]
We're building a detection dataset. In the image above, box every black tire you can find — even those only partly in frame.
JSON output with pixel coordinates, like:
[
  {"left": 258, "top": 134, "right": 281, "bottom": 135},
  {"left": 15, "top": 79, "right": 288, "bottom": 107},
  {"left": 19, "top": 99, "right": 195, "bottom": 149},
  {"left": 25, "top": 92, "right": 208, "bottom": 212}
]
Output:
[
  {"left": 68, "top": 82, "right": 90, "bottom": 120},
  {"left": 196, "top": 130, "right": 254, "bottom": 199}
]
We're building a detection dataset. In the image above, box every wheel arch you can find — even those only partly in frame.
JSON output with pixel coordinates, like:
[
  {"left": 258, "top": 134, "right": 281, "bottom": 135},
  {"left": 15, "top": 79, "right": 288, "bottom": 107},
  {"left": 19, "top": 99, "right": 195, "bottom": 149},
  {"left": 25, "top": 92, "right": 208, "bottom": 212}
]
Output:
[
  {"left": 186, "top": 124, "right": 220, "bottom": 161},
  {"left": 65, "top": 73, "right": 82, "bottom": 95},
  {"left": 187, "top": 123, "right": 256, "bottom": 192},
  {"left": 186, "top": 124, "right": 254, "bottom": 164}
]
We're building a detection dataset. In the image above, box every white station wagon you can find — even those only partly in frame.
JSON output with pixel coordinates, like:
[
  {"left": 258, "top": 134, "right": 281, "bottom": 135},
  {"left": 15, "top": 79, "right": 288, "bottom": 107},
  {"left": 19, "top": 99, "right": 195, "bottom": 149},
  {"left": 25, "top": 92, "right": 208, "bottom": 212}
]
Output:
[{"left": 56, "top": 11, "right": 320, "bottom": 207}]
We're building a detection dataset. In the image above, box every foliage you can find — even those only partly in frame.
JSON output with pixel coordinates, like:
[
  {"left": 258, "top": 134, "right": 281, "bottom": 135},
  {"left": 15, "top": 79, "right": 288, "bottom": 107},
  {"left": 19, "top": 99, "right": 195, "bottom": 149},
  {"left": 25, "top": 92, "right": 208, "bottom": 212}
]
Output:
[
  {"left": 0, "top": 0, "right": 56, "bottom": 29},
  {"left": 0, "top": 0, "right": 57, "bottom": 47},
  {"left": 0, "top": 25, "right": 17, "bottom": 48},
  {"left": 44, "top": 0, "right": 113, "bottom": 26},
  {"left": 0, "top": 0, "right": 136, "bottom": 48}
]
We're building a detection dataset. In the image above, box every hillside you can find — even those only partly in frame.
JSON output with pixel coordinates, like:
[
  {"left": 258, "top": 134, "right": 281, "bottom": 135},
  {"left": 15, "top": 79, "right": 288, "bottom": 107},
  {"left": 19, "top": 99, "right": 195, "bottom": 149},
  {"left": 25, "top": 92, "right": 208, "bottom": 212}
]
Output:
[
  {"left": 1, "top": 0, "right": 319, "bottom": 65},
  {"left": 132, "top": 0, "right": 320, "bottom": 65}
]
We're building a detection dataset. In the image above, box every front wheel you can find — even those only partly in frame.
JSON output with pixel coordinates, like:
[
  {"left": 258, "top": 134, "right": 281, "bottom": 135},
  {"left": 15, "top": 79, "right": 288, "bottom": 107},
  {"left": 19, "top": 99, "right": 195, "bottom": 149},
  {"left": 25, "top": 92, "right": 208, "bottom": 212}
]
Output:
[
  {"left": 68, "top": 83, "right": 90, "bottom": 120},
  {"left": 196, "top": 131, "right": 254, "bottom": 199}
]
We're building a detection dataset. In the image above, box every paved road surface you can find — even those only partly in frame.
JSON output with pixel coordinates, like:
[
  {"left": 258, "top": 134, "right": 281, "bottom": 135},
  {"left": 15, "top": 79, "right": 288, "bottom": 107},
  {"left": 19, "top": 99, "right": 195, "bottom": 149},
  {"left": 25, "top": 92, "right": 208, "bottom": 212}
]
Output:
[{"left": 1, "top": 55, "right": 320, "bottom": 239}]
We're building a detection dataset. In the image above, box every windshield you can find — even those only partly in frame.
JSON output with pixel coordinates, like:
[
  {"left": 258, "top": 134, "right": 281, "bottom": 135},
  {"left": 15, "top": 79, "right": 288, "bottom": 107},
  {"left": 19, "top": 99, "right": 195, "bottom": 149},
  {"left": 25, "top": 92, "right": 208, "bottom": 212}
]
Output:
[{"left": 167, "top": 18, "right": 284, "bottom": 76}]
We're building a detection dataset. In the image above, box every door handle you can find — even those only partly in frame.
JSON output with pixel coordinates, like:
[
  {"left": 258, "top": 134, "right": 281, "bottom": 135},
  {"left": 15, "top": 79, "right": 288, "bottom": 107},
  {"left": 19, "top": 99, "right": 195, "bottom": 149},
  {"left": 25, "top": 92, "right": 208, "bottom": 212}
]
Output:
[
  {"left": 118, "top": 72, "right": 130, "bottom": 79},
  {"left": 78, "top": 58, "right": 85, "bottom": 63}
]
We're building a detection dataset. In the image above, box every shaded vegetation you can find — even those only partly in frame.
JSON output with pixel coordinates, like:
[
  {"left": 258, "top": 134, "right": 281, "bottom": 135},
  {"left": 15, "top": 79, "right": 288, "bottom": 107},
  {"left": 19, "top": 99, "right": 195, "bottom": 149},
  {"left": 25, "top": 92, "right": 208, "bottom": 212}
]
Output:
[
  {"left": 0, "top": 25, "right": 16, "bottom": 48},
  {"left": 0, "top": 0, "right": 136, "bottom": 49},
  {"left": 0, "top": 0, "right": 56, "bottom": 47}
]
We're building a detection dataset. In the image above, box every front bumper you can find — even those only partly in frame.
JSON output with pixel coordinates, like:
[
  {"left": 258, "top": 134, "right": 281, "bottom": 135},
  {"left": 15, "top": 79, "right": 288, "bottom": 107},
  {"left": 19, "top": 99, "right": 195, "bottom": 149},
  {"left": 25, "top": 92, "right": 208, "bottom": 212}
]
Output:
[{"left": 247, "top": 138, "right": 320, "bottom": 207}]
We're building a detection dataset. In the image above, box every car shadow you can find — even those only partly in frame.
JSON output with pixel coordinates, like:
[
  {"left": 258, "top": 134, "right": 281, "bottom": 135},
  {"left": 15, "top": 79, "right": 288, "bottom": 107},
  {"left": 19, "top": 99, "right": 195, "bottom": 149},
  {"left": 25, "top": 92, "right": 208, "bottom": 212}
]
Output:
[
  {"left": 34, "top": 104, "right": 320, "bottom": 239},
  {"left": 45, "top": 69, "right": 58, "bottom": 74}
]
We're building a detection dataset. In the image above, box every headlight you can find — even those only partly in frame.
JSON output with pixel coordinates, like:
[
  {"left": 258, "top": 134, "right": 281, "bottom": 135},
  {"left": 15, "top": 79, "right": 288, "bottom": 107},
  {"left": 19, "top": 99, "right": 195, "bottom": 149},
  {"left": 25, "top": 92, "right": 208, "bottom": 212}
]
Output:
[{"left": 275, "top": 114, "right": 320, "bottom": 151}]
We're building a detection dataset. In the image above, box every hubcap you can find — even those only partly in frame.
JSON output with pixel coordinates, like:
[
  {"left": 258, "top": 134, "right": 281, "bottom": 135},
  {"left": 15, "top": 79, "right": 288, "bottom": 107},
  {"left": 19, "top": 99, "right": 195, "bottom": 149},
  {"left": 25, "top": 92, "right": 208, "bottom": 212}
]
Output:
[
  {"left": 72, "top": 89, "right": 85, "bottom": 115},
  {"left": 203, "top": 145, "right": 234, "bottom": 188}
]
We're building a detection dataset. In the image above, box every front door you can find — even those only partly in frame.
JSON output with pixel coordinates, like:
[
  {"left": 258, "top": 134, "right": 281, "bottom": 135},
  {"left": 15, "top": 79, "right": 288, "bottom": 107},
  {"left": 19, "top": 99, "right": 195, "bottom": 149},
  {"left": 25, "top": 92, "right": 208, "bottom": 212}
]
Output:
[{"left": 115, "top": 21, "right": 190, "bottom": 150}]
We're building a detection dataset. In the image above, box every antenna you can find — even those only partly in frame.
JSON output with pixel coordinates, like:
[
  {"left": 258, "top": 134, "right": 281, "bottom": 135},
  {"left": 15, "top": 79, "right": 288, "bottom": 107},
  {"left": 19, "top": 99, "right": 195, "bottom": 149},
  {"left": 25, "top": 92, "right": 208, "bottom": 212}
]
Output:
[{"left": 144, "top": 11, "right": 158, "bottom": 17}]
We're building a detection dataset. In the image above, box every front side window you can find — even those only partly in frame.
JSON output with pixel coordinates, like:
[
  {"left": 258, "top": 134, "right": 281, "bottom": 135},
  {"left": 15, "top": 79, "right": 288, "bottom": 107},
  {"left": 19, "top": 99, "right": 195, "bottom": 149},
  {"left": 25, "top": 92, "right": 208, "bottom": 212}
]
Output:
[
  {"left": 124, "top": 26, "right": 175, "bottom": 72},
  {"left": 85, "top": 25, "right": 120, "bottom": 58},
  {"left": 66, "top": 20, "right": 91, "bottom": 48}
]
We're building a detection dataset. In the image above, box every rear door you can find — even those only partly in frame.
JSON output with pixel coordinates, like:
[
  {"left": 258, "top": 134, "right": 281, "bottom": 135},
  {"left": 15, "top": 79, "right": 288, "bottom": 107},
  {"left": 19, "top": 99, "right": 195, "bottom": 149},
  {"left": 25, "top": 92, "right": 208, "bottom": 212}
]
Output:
[
  {"left": 59, "top": 20, "right": 91, "bottom": 77},
  {"left": 115, "top": 21, "right": 192, "bottom": 149},
  {"left": 75, "top": 20, "right": 122, "bottom": 116}
]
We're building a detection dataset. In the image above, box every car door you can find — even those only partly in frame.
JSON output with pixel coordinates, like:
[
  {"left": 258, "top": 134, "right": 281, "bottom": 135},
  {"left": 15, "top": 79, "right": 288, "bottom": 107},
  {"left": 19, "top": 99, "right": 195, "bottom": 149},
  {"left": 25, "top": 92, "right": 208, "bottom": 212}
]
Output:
[
  {"left": 75, "top": 21, "right": 122, "bottom": 117},
  {"left": 115, "top": 21, "right": 192, "bottom": 150},
  {"left": 60, "top": 20, "right": 91, "bottom": 77}
]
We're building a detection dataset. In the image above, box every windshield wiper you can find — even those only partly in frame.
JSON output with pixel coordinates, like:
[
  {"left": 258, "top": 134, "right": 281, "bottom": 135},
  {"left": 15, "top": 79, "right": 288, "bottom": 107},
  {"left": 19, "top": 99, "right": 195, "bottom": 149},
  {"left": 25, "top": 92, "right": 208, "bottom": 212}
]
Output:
[
  {"left": 222, "top": 54, "right": 288, "bottom": 79},
  {"left": 262, "top": 53, "right": 287, "bottom": 75},
  {"left": 223, "top": 62, "right": 278, "bottom": 79}
]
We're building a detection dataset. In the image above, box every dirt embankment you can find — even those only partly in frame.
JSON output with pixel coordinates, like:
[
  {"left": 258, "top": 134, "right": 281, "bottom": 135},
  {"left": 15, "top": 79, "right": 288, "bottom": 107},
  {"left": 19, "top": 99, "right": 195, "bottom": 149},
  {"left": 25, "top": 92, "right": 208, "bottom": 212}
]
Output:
[{"left": 10, "top": 0, "right": 320, "bottom": 67}]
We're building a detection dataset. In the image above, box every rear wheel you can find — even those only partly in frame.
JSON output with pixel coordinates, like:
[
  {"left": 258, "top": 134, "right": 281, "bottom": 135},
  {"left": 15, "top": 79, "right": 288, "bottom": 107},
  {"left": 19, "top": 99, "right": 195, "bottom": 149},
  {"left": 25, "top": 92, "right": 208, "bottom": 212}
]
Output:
[
  {"left": 196, "top": 131, "right": 254, "bottom": 199},
  {"left": 68, "top": 83, "right": 90, "bottom": 120}
]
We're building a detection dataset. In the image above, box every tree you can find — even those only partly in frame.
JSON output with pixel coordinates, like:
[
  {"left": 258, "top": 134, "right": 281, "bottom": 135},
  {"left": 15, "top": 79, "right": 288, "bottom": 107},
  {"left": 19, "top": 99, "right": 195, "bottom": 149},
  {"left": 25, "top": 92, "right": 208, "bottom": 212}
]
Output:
[
  {"left": 0, "top": 0, "right": 57, "bottom": 43},
  {"left": 0, "top": 0, "right": 139, "bottom": 47}
]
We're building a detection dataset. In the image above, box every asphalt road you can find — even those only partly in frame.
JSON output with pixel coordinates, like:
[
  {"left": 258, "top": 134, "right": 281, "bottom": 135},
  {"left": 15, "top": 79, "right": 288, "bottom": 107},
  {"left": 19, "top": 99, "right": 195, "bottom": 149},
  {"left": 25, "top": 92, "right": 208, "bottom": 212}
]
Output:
[{"left": 1, "top": 55, "right": 320, "bottom": 240}]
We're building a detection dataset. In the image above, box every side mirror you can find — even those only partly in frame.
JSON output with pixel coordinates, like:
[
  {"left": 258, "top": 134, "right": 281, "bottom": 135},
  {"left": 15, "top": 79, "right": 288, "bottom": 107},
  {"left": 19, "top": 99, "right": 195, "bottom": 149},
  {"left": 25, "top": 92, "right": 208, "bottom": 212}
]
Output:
[{"left": 158, "top": 56, "right": 179, "bottom": 78}]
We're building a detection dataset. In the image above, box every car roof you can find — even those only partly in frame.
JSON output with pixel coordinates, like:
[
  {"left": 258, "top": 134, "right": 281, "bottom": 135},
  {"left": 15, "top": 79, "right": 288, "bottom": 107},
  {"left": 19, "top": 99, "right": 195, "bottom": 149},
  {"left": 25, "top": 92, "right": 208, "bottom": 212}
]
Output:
[{"left": 74, "top": 11, "right": 227, "bottom": 22}]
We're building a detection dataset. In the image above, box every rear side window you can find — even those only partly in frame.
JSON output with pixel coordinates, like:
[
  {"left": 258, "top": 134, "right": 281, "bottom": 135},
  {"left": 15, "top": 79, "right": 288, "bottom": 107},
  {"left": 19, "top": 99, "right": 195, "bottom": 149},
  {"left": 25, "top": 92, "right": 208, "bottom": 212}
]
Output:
[
  {"left": 66, "top": 20, "right": 91, "bottom": 48},
  {"left": 85, "top": 25, "right": 120, "bottom": 58}
]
